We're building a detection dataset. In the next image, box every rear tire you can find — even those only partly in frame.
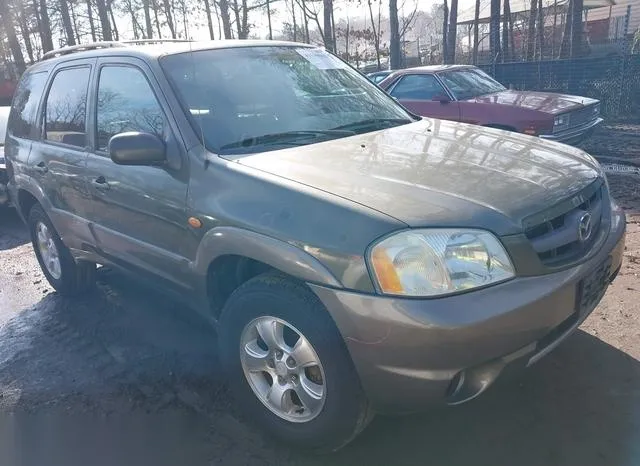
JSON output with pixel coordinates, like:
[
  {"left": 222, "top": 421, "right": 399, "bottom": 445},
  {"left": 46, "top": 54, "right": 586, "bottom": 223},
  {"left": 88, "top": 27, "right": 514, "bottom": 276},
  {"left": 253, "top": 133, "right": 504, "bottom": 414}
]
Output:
[
  {"left": 28, "top": 204, "right": 96, "bottom": 295},
  {"left": 218, "top": 273, "right": 373, "bottom": 452}
]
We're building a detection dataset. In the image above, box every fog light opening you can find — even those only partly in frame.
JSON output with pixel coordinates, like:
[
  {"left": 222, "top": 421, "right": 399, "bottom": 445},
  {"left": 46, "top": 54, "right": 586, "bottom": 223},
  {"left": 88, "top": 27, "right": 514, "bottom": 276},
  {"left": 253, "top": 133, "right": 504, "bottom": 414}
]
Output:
[{"left": 446, "top": 371, "right": 466, "bottom": 398}]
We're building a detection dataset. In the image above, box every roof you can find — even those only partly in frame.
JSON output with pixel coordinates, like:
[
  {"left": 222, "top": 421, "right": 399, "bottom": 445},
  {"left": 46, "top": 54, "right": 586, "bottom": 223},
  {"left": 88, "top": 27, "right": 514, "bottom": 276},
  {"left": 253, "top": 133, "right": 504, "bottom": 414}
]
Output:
[
  {"left": 30, "top": 40, "right": 315, "bottom": 71},
  {"left": 457, "top": 0, "right": 616, "bottom": 24},
  {"left": 396, "top": 64, "right": 475, "bottom": 73}
]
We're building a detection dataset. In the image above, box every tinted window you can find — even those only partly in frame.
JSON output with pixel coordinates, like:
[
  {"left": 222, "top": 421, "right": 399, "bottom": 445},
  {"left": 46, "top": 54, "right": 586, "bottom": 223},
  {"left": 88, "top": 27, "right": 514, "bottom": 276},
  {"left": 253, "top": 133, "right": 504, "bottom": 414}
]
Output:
[
  {"left": 8, "top": 72, "right": 48, "bottom": 138},
  {"left": 389, "top": 74, "right": 446, "bottom": 100},
  {"left": 45, "top": 67, "right": 90, "bottom": 147},
  {"left": 96, "top": 66, "right": 165, "bottom": 151}
]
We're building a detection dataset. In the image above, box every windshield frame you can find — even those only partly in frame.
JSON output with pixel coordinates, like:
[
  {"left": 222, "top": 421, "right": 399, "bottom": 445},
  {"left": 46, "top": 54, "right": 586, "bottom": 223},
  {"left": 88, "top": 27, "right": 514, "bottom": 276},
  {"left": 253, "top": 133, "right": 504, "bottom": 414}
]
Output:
[
  {"left": 437, "top": 68, "right": 507, "bottom": 101},
  {"left": 159, "top": 45, "right": 416, "bottom": 155}
]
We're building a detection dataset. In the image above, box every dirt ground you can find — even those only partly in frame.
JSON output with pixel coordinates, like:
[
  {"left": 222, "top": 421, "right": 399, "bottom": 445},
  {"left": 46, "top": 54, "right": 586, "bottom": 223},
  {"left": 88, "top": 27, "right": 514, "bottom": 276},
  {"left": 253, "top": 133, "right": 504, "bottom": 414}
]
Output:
[{"left": 1, "top": 125, "right": 639, "bottom": 466}]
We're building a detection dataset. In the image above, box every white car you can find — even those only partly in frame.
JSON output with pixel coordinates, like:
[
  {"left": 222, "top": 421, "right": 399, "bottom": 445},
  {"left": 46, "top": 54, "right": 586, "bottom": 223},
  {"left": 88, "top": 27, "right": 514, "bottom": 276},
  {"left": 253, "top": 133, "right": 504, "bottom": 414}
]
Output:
[{"left": 0, "top": 106, "right": 9, "bottom": 205}]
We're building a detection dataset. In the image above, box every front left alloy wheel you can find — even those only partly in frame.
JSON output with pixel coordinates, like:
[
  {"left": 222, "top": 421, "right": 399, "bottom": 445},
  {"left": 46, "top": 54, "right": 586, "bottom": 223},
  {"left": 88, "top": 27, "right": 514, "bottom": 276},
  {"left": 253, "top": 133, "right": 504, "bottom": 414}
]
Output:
[
  {"left": 219, "top": 273, "right": 373, "bottom": 452},
  {"left": 28, "top": 204, "right": 96, "bottom": 295}
]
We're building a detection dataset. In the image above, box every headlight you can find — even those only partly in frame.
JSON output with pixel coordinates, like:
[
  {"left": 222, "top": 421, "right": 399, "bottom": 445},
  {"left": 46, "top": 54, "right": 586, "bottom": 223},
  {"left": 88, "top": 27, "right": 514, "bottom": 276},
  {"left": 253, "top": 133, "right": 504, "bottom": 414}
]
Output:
[
  {"left": 369, "top": 229, "right": 515, "bottom": 297},
  {"left": 553, "top": 114, "right": 570, "bottom": 132}
]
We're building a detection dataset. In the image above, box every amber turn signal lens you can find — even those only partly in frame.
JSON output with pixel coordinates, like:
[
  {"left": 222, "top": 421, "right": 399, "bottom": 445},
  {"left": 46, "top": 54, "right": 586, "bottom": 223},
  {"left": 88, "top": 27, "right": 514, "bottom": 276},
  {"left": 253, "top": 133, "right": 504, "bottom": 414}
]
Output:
[{"left": 371, "top": 248, "right": 404, "bottom": 294}]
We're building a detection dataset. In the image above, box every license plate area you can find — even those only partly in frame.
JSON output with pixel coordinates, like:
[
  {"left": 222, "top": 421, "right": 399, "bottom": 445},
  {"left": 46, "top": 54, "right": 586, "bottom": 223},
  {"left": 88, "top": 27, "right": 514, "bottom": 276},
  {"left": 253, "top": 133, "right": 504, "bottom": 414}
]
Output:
[{"left": 576, "top": 258, "right": 612, "bottom": 314}]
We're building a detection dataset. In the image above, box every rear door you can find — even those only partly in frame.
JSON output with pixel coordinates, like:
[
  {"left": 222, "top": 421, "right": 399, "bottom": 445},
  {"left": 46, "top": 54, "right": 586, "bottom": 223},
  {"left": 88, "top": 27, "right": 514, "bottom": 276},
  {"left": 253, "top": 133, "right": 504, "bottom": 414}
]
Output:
[
  {"left": 83, "top": 57, "right": 193, "bottom": 289},
  {"left": 28, "top": 61, "right": 94, "bottom": 250},
  {"left": 387, "top": 73, "right": 460, "bottom": 121}
]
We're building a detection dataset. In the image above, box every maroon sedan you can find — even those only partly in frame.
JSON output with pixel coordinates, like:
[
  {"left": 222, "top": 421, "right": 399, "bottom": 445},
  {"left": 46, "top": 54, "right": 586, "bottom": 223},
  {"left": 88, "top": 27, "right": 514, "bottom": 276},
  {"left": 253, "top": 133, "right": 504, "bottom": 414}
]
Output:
[{"left": 379, "top": 65, "right": 603, "bottom": 145}]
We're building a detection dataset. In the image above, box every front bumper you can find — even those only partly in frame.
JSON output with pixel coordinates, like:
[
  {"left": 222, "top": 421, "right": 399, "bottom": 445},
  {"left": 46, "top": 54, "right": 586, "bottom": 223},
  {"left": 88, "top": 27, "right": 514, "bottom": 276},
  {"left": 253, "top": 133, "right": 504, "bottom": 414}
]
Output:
[
  {"left": 539, "top": 117, "right": 603, "bottom": 145},
  {"left": 311, "top": 206, "right": 625, "bottom": 413}
]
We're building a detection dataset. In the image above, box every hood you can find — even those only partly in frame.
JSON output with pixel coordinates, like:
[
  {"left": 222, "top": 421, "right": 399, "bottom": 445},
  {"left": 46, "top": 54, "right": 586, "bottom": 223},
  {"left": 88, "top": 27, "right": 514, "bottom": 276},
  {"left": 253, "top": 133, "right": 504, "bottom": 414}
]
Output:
[
  {"left": 230, "top": 119, "right": 601, "bottom": 236},
  {"left": 466, "top": 89, "right": 599, "bottom": 115}
]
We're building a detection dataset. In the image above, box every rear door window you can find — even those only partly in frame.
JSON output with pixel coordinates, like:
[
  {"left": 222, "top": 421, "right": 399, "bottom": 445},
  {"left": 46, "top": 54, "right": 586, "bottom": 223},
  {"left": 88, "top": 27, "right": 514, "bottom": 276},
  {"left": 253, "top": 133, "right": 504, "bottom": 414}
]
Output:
[
  {"left": 44, "top": 67, "right": 91, "bottom": 148},
  {"left": 389, "top": 74, "right": 446, "bottom": 100},
  {"left": 8, "top": 71, "right": 48, "bottom": 139}
]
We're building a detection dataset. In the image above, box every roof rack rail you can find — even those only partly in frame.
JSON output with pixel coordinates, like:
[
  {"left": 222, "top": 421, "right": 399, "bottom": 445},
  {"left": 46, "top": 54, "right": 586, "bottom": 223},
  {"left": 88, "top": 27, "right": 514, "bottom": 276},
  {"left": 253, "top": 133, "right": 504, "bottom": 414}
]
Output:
[
  {"left": 41, "top": 41, "right": 124, "bottom": 61},
  {"left": 120, "top": 39, "right": 194, "bottom": 45}
]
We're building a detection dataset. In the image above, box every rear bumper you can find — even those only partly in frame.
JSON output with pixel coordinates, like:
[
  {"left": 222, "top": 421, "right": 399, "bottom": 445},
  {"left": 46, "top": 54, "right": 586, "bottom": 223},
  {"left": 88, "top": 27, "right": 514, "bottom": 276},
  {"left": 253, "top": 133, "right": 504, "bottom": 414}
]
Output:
[
  {"left": 311, "top": 206, "right": 625, "bottom": 413},
  {"left": 539, "top": 118, "right": 603, "bottom": 145}
]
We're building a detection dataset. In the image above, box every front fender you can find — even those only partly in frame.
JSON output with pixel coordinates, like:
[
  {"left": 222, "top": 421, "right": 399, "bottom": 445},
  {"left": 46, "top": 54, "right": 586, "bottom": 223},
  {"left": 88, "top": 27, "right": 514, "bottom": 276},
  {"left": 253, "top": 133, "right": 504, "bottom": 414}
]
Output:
[{"left": 192, "top": 226, "right": 343, "bottom": 291}]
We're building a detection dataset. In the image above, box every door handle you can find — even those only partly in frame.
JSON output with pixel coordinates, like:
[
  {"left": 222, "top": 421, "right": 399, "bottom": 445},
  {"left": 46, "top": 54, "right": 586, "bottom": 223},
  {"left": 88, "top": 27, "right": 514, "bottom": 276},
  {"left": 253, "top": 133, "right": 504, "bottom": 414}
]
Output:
[
  {"left": 34, "top": 161, "right": 48, "bottom": 174},
  {"left": 92, "top": 176, "right": 110, "bottom": 191}
]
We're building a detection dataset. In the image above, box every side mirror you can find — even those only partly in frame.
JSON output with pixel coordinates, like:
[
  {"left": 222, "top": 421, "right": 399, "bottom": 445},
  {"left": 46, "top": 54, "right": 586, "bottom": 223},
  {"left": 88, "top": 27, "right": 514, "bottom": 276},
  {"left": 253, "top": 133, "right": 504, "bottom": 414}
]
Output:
[
  {"left": 432, "top": 94, "right": 451, "bottom": 104},
  {"left": 109, "top": 132, "right": 166, "bottom": 166}
]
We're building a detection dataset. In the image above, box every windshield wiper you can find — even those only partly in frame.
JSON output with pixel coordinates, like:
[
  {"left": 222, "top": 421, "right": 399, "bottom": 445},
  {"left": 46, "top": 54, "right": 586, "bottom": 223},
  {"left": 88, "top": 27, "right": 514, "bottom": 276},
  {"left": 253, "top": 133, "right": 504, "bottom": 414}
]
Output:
[
  {"left": 331, "top": 118, "right": 413, "bottom": 133},
  {"left": 219, "top": 129, "right": 355, "bottom": 152}
]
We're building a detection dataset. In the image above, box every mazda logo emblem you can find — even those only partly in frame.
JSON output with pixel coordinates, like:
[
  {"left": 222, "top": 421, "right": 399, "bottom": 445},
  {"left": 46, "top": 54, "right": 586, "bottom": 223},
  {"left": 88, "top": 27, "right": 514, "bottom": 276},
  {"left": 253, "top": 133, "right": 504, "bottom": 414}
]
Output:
[{"left": 578, "top": 212, "right": 593, "bottom": 242}]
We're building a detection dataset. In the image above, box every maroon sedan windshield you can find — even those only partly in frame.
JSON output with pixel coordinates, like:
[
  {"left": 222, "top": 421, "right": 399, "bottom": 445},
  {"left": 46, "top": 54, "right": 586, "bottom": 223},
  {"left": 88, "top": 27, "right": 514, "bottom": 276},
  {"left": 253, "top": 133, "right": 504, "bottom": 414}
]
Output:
[{"left": 438, "top": 69, "right": 506, "bottom": 100}]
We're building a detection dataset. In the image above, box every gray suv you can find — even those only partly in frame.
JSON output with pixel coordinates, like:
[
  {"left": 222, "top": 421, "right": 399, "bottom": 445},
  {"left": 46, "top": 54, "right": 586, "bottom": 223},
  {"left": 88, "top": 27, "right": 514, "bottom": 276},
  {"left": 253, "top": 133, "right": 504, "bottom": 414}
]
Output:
[{"left": 5, "top": 40, "right": 625, "bottom": 452}]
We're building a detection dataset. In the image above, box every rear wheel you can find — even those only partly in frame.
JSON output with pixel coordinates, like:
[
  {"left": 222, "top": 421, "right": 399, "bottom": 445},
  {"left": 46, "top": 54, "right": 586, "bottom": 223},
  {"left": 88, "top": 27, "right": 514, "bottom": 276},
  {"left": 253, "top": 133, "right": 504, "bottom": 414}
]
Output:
[
  {"left": 28, "top": 204, "right": 96, "bottom": 295},
  {"left": 218, "top": 273, "right": 373, "bottom": 452}
]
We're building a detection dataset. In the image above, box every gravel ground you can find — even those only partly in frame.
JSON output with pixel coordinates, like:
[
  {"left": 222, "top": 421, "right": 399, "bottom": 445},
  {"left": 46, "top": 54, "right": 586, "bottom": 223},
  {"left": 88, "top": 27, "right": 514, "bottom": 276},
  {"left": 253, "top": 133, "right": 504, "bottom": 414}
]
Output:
[{"left": 1, "top": 125, "right": 640, "bottom": 466}]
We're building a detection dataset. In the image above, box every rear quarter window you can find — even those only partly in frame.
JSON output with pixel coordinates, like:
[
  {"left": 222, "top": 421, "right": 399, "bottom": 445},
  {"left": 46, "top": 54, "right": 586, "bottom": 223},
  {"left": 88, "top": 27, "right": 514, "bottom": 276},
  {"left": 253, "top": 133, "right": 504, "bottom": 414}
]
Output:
[{"left": 8, "top": 71, "right": 48, "bottom": 139}]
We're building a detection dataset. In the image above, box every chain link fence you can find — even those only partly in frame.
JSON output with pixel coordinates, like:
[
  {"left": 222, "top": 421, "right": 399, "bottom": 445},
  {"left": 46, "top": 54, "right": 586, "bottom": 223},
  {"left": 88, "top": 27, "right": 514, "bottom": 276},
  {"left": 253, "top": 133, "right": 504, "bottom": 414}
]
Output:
[{"left": 477, "top": 53, "right": 640, "bottom": 120}]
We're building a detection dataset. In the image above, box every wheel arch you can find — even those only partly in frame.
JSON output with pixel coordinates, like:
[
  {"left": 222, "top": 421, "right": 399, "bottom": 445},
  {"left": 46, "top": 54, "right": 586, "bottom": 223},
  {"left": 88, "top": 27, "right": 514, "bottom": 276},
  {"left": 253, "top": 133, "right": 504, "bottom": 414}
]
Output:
[{"left": 195, "top": 226, "right": 342, "bottom": 317}]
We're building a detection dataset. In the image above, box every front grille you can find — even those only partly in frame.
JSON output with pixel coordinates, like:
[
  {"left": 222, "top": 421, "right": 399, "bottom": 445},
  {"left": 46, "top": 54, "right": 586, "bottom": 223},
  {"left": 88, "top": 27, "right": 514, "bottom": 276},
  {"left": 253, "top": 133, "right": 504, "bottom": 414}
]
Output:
[
  {"left": 524, "top": 181, "right": 604, "bottom": 267},
  {"left": 568, "top": 104, "right": 599, "bottom": 129}
]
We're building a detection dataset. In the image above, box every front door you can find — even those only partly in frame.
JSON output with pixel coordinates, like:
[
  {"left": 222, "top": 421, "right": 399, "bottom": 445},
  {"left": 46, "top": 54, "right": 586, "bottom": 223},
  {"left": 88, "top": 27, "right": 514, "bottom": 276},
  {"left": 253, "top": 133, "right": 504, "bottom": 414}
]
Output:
[
  {"left": 388, "top": 73, "right": 461, "bottom": 122},
  {"left": 83, "top": 59, "right": 193, "bottom": 289}
]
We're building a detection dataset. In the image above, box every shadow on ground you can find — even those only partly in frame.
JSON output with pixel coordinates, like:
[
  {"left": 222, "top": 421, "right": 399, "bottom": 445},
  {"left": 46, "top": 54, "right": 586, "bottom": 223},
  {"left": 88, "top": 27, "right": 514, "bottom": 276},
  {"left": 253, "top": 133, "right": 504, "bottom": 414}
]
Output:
[
  {"left": 1, "top": 264, "right": 639, "bottom": 466},
  {"left": 0, "top": 208, "right": 29, "bottom": 251}
]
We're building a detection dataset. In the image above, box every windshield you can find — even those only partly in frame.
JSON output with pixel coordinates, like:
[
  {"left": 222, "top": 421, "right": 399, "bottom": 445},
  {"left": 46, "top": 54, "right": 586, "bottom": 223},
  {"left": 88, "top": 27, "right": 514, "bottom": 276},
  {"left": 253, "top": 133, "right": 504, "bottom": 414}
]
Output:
[
  {"left": 161, "top": 46, "right": 412, "bottom": 154},
  {"left": 438, "top": 68, "right": 506, "bottom": 100}
]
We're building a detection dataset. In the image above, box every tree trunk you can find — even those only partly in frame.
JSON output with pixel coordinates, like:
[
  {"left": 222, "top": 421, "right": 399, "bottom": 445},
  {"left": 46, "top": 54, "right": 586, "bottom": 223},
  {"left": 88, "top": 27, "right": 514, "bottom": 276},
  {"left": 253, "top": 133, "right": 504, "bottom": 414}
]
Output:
[
  {"left": 442, "top": 0, "right": 448, "bottom": 64},
  {"left": 292, "top": 0, "right": 297, "bottom": 41},
  {"left": 241, "top": 0, "right": 249, "bottom": 38},
  {"left": 232, "top": 0, "right": 241, "bottom": 38},
  {"left": 266, "top": 0, "right": 272, "bottom": 39},
  {"left": 302, "top": 0, "right": 310, "bottom": 42},
  {"left": 142, "top": 0, "right": 153, "bottom": 38},
  {"left": 86, "top": 0, "right": 97, "bottom": 41},
  {"left": 108, "top": 0, "right": 119, "bottom": 40},
  {"left": 37, "top": 0, "right": 54, "bottom": 51},
  {"left": 19, "top": 6, "right": 35, "bottom": 63},
  {"left": 389, "top": 0, "right": 401, "bottom": 68},
  {"left": 217, "top": 0, "right": 232, "bottom": 39},
  {"left": 323, "top": 0, "right": 334, "bottom": 51},
  {"left": 151, "top": 0, "right": 163, "bottom": 38},
  {"left": 162, "top": 0, "right": 176, "bottom": 38},
  {"left": 59, "top": 0, "right": 77, "bottom": 45},
  {"left": 570, "top": 0, "right": 584, "bottom": 57},
  {"left": 472, "top": 0, "right": 480, "bottom": 64},
  {"left": 502, "top": 0, "right": 511, "bottom": 61},
  {"left": 446, "top": 0, "right": 458, "bottom": 64},
  {"left": 0, "top": 0, "right": 26, "bottom": 73},
  {"left": 70, "top": 0, "right": 81, "bottom": 43},
  {"left": 537, "top": 0, "right": 544, "bottom": 59},
  {"left": 344, "top": 16, "right": 349, "bottom": 57},
  {"left": 490, "top": 0, "right": 500, "bottom": 63},
  {"left": 368, "top": 0, "right": 381, "bottom": 69},
  {"left": 526, "top": 0, "right": 537, "bottom": 59},
  {"left": 95, "top": 0, "right": 113, "bottom": 41},
  {"left": 331, "top": 7, "right": 336, "bottom": 50}
]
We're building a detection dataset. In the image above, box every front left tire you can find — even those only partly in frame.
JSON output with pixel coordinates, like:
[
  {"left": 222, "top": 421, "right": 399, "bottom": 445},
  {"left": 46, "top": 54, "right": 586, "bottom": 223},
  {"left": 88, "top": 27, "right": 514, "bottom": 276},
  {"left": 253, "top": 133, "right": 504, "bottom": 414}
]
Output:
[
  {"left": 218, "top": 272, "right": 374, "bottom": 452},
  {"left": 28, "top": 204, "right": 96, "bottom": 295}
]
